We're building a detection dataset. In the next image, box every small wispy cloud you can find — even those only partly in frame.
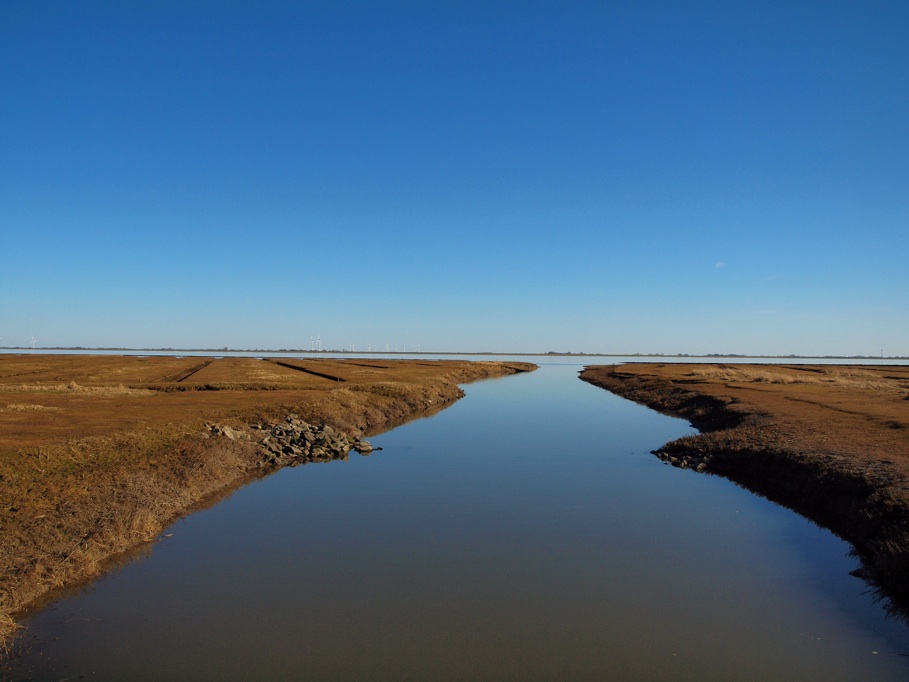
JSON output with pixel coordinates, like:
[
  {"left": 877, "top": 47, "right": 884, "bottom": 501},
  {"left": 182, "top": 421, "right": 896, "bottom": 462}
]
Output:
[{"left": 715, "top": 261, "right": 726, "bottom": 269}]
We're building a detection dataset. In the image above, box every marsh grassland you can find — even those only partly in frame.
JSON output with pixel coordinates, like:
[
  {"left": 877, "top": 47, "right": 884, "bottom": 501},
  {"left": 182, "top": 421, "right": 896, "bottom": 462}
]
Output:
[
  {"left": 0, "top": 354, "right": 534, "bottom": 647},
  {"left": 581, "top": 363, "right": 909, "bottom": 611}
]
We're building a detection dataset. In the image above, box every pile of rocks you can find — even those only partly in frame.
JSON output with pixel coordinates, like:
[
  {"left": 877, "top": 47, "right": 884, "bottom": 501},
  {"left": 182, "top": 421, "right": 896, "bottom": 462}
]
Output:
[
  {"left": 207, "top": 415, "right": 376, "bottom": 468},
  {"left": 654, "top": 449, "right": 709, "bottom": 473},
  {"left": 249, "top": 414, "right": 375, "bottom": 467}
]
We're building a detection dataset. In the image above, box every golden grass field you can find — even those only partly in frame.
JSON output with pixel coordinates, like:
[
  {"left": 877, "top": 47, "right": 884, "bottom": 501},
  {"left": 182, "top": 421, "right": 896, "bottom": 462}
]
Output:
[
  {"left": 581, "top": 363, "right": 909, "bottom": 612},
  {"left": 0, "top": 354, "right": 535, "bottom": 648}
]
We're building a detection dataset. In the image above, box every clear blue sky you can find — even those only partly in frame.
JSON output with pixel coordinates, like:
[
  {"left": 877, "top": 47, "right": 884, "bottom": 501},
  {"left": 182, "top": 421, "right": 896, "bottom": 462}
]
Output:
[{"left": 2, "top": 1, "right": 907, "bottom": 355}]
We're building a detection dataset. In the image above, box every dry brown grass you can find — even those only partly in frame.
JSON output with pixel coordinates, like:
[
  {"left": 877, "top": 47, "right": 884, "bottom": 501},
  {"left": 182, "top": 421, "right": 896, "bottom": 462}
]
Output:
[
  {"left": 0, "top": 355, "right": 535, "bottom": 651},
  {"left": 2, "top": 382, "right": 154, "bottom": 395},
  {"left": 0, "top": 355, "right": 206, "bottom": 386},
  {"left": 1, "top": 405, "right": 62, "bottom": 412},
  {"left": 687, "top": 364, "right": 909, "bottom": 394}
]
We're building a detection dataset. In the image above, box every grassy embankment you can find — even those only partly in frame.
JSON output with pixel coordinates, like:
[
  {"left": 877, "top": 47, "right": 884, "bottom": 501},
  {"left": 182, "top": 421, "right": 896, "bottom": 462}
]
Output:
[
  {"left": 580, "top": 363, "right": 909, "bottom": 611},
  {"left": 0, "top": 355, "right": 535, "bottom": 647}
]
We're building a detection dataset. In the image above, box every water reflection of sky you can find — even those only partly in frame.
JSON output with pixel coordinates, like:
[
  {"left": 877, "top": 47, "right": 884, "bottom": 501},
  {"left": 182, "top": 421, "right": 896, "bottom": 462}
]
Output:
[{"left": 11, "top": 364, "right": 909, "bottom": 681}]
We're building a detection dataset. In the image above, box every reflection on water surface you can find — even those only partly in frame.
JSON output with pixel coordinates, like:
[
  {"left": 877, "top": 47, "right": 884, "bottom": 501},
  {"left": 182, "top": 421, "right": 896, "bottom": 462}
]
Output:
[{"left": 9, "top": 363, "right": 909, "bottom": 681}]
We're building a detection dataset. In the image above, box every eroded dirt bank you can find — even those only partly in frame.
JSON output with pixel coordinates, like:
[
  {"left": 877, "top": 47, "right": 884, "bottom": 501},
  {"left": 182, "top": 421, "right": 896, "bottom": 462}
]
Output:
[
  {"left": 580, "top": 363, "right": 909, "bottom": 611},
  {"left": 0, "top": 355, "right": 535, "bottom": 648}
]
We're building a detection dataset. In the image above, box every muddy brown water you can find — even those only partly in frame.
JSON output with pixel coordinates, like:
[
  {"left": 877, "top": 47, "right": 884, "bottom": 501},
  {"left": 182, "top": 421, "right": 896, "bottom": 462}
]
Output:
[{"left": 7, "top": 361, "right": 909, "bottom": 680}]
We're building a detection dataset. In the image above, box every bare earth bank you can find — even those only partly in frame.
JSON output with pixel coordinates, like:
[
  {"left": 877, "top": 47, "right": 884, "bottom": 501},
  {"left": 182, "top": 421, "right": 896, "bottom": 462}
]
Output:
[
  {"left": 0, "top": 356, "right": 535, "bottom": 649},
  {"left": 580, "top": 363, "right": 909, "bottom": 613}
]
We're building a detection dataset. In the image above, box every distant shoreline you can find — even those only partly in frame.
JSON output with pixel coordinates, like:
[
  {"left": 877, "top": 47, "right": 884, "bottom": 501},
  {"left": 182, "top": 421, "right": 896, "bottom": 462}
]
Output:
[{"left": 1, "top": 348, "right": 905, "bottom": 360}]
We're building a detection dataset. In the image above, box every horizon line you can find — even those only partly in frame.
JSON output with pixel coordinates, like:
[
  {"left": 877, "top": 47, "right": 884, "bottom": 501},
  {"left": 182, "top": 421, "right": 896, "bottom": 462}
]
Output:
[{"left": 0, "top": 347, "right": 905, "bottom": 360}]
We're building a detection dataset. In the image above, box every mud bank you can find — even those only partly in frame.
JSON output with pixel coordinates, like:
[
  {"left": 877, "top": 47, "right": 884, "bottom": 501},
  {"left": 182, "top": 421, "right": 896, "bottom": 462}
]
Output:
[
  {"left": 0, "top": 357, "right": 535, "bottom": 649},
  {"left": 580, "top": 363, "right": 909, "bottom": 612}
]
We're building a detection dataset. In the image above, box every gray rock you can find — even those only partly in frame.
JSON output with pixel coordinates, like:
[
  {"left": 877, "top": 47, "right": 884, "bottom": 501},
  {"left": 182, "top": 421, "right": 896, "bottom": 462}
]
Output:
[
  {"left": 212, "top": 425, "right": 239, "bottom": 440},
  {"left": 253, "top": 418, "right": 374, "bottom": 467}
]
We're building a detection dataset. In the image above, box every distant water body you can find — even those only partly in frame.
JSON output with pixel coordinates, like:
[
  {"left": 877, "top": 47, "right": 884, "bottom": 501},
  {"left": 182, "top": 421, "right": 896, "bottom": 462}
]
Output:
[
  {"left": 8, "top": 360, "right": 909, "bottom": 680},
  {"left": 2, "top": 348, "right": 907, "bottom": 366}
]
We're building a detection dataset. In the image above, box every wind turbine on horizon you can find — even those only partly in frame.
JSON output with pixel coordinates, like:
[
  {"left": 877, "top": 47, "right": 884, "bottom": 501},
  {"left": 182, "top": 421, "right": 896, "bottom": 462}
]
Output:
[
  {"left": 317, "top": 335, "right": 321, "bottom": 352},
  {"left": 30, "top": 335, "right": 36, "bottom": 349},
  {"left": 310, "top": 336, "right": 314, "bottom": 351}
]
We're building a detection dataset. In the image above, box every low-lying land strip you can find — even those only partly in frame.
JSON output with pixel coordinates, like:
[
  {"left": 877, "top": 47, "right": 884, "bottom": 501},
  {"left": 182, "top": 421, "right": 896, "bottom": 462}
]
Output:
[
  {"left": 580, "top": 363, "right": 909, "bottom": 611},
  {"left": 0, "top": 354, "right": 535, "bottom": 648}
]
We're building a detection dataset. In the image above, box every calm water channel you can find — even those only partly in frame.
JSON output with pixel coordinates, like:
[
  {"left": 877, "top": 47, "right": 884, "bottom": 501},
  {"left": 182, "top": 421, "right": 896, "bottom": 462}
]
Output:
[{"left": 8, "top": 362, "right": 909, "bottom": 680}]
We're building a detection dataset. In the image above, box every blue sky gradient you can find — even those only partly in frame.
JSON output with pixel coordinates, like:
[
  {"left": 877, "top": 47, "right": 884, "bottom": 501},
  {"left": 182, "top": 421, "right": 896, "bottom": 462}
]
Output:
[{"left": 2, "top": 1, "right": 907, "bottom": 355}]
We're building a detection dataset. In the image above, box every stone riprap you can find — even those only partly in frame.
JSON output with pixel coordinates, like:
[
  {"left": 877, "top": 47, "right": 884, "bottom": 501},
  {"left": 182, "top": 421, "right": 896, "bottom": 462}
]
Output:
[
  {"left": 208, "top": 414, "right": 376, "bottom": 468},
  {"left": 655, "top": 449, "right": 709, "bottom": 473}
]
